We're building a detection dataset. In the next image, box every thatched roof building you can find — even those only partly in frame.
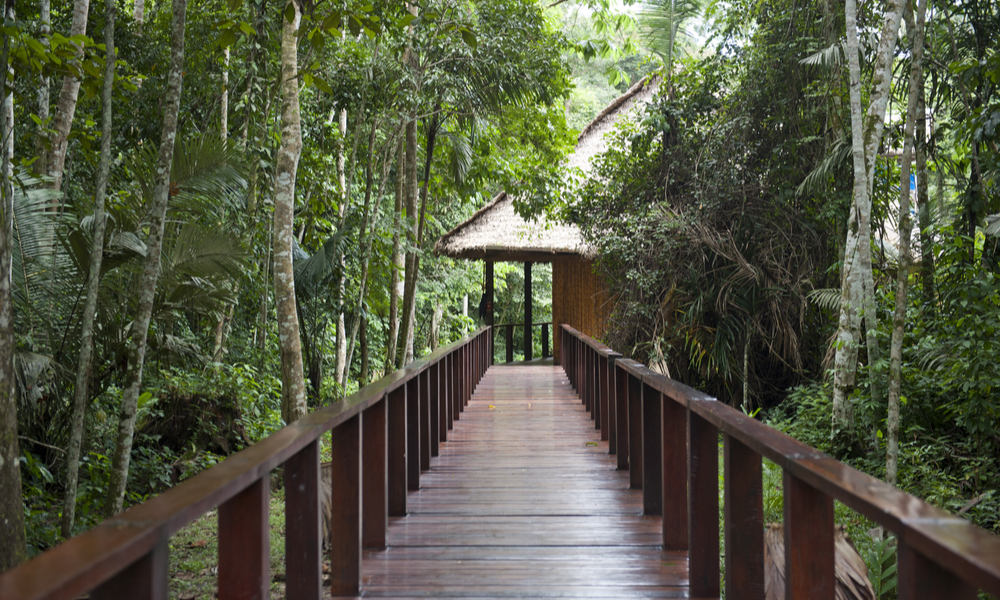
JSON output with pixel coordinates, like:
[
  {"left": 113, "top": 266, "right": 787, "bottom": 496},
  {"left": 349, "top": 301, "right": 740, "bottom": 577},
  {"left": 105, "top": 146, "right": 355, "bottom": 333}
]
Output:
[
  {"left": 435, "top": 74, "right": 661, "bottom": 361},
  {"left": 434, "top": 75, "right": 661, "bottom": 263}
]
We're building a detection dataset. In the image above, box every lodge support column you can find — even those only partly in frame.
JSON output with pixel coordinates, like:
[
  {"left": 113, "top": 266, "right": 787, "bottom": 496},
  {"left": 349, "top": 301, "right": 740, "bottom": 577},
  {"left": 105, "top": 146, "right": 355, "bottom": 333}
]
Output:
[
  {"left": 485, "top": 260, "right": 495, "bottom": 326},
  {"left": 524, "top": 261, "right": 532, "bottom": 361}
]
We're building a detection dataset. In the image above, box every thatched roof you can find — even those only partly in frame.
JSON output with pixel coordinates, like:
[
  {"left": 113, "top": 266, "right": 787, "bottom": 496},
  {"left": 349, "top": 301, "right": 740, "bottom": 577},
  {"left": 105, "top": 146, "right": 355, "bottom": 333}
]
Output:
[{"left": 435, "top": 75, "right": 661, "bottom": 263}]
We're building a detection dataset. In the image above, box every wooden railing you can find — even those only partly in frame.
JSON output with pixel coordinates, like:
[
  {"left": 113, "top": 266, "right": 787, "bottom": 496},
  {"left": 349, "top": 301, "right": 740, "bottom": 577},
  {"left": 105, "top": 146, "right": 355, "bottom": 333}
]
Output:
[
  {"left": 492, "top": 322, "right": 551, "bottom": 363},
  {"left": 560, "top": 324, "right": 1000, "bottom": 600},
  {"left": 0, "top": 327, "right": 493, "bottom": 600}
]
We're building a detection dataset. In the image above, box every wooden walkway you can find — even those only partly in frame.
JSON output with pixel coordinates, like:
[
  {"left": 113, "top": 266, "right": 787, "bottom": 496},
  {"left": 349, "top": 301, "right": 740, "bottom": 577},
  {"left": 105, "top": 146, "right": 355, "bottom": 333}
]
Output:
[{"left": 359, "top": 364, "right": 690, "bottom": 599}]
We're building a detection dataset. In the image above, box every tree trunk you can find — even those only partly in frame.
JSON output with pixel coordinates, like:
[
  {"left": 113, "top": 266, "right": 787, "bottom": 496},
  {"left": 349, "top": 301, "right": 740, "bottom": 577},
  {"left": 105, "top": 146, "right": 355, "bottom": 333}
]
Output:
[
  {"left": 888, "top": 0, "right": 926, "bottom": 487},
  {"left": 62, "top": 0, "right": 114, "bottom": 537},
  {"left": 0, "top": 0, "right": 28, "bottom": 568},
  {"left": 334, "top": 107, "right": 348, "bottom": 385},
  {"left": 47, "top": 0, "right": 91, "bottom": 192},
  {"left": 430, "top": 301, "right": 442, "bottom": 350},
  {"left": 916, "top": 77, "right": 934, "bottom": 309},
  {"left": 274, "top": 0, "right": 307, "bottom": 423},
  {"left": 397, "top": 115, "right": 418, "bottom": 368},
  {"left": 105, "top": 0, "right": 186, "bottom": 517},
  {"left": 133, "top": 0, "right": 144, "bottom": 27},
  {"left": 385, "top": 139, "right": 404, "bottom": 373},
  {"left": 34, "top": 0, "right": 50, "bottom": 176},
  {"left": 832, "top": 0, "right": 905, "bottom": 437},
  {"left": 359, "top": 313, "right": 368, "bottom": 384}
]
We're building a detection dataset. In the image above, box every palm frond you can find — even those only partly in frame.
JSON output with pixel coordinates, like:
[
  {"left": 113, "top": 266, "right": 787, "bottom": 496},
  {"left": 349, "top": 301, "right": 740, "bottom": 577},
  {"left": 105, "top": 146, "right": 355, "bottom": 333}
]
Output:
[
  {"left": 807, "top": 287, "right": 842, "bottom": 311},
  {"left": 797, "top": 136, "right": 852, "bottom": 196},
  {"left": 800, "top": 42, "right": 846, "bottom": 68},
  {"left": 638, "top": 0, "right": 703, "bottom": 67}
]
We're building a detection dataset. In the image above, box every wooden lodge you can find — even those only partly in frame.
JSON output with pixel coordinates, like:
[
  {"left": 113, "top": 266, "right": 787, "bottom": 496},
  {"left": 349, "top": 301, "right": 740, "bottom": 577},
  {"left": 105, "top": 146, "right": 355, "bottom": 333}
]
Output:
[{"left": 434, "top": 75, "right": 661, "bottom": 362}]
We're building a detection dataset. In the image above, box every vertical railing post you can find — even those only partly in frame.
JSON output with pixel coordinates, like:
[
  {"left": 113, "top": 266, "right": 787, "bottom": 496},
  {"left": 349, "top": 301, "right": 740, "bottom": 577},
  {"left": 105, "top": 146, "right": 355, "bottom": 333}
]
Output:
[
  {"left": 688, "top": 408, "right": 720, "bottom": 597},
  {"left": 218, "top": 477, "right": 270, "bottom": 600},
  {"left": 362, "top": 401, "right": 387, "bottom": 549},
  {"left": 456, "top": 347, "right": 465, "bottom": 414},
  {"left": 584, "top": 347, "right": 592, "bottom": 414},
  {"left": 783, "top": 472, "right": 834, "bottom": 600},
  {"left": 607, "top": 354, "right": 621, "bottom": 454},
  {"left": 897, "top": 541, "right": 976, "bottom": 600},
  {"left": 406, "top": 377, "right": 421, "bottom": 491},
  {"left": 724, "top": 434, "right": 764, "bottom": 600},
  {"left": 387, "top": 386, "right": 407, "bottom": 516},
  {"left": 627, "top": 372, "right": 643, "bottom": 489},
  {"left": 598, "top": 354, "right": 609, "bottom": 441},
  {"left": 506, "top": 324, "right": 514, "bottom": 363},
  {"left": 419, "top": 370, "right": 431, "bottom": 471},
  {"left": 284, "top": 440, "right": 321, "bottom": 600},
  {"left": 641, "top": 382, "right": 663, "bottom": 516},
  {"left": 615, "top": 362, "right": 629, "bottom": 471},
  {"left": 433, "top": 362, "right": 445, "bottom": 447},
  {"left": 327, "top": 415, "right": 362, "bottom": 596},
  {"left": 542, "top": 323, "right": 549, "bottom": 358},
  {"left": 662, "top": 393, "right": 688, "bottom": 551},
  {"left": 92, "top": 539, "right": 168, "bottom": 600}
]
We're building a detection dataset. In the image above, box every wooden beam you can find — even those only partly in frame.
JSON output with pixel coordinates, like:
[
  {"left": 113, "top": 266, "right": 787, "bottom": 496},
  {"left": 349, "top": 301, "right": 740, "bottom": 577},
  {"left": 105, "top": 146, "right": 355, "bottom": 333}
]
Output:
[{"left": 524, "top": 261, "right": 533, "bottom": 360}]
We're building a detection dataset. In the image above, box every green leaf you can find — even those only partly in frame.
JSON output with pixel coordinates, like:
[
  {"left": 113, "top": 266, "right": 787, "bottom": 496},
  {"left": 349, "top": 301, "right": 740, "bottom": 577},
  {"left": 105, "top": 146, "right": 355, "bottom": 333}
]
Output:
[
  {"left": 313, "top": 76, "right": 333, "bottom": 95},
  {"left": 461, "top": 28, "right": 477, "bottom": 49},
  {"left": 311, "top": 30, "right": 325, "bottom": 51},
  {"left": 238, "top": 21, "right": 256, "bottom": 36},
  {"left": 284, "top": 3, "right": 296, "bottom": 24},
  {"left": 399, "top": 13, "right": 416, "bottom": 27},
  {"left": 219, "top": 28, "right": 237, "bottom": 48}
]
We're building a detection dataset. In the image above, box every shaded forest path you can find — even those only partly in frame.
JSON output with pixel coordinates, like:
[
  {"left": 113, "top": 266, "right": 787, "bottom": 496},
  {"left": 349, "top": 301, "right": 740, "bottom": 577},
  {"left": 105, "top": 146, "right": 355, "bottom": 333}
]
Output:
[{"left": 356, "top": 364, "right": 690, "bottom": 599}]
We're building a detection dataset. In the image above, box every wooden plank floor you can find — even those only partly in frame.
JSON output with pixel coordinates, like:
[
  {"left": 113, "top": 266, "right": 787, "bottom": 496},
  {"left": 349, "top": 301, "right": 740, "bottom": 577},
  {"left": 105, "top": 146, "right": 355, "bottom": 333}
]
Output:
[{"left": 357, "top": 364, "right": 691, "bottom": 599}]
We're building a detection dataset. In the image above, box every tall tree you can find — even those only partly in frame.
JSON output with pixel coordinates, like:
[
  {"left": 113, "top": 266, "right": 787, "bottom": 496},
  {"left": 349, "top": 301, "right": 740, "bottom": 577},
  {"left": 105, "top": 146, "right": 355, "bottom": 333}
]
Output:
[
  {"left": 62, "top": 0, "right": 115, "bottom": 536},
  {"left": 887, "top": 0, "right": 927, "bottom": 487},
  {"left": 0, "top": 0, "right": 27, "bottom": 570},
  {"left": 46, "top": 0, "right": 90, "bottom": 192},
  {"left": 832, "top": 0, "right": 905, "bottom": 435},
  {"left": 34, "top": 0, "right": 50, "bottom": 174},
  {"left": 105, "top": 0, "right": 187, "bottom": 516},
  {"left": 274, "top": 0, "right": 307, "bottom": 422}
]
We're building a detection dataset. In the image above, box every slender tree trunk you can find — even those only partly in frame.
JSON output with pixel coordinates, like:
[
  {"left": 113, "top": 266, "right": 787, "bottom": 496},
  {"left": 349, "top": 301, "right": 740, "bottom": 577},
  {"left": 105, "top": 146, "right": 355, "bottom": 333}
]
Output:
[
  {"left": 274, "top": 0, "right": 307, "bottom": 423},
  {"left": 211, "top": 44, "right": 233, "bottom": 361},
  {"left": 105, "top": 0, "right": 186, "bottom": 516},
  {"left": 359, "top": 313, "right": 368, "bottom": 384},
  {"left": 133, "top": 0, "right": 144, "bottom": 28},
  {"left": 430, "top": 301, "right": 442, "bottom": 350},
  {"left": 916, "top": 78, "right": 934, "bottom": 309},
  {"left": 385, "top": 140, "right": 404, "bottom": 373},
  {"left": 832, "top": 0, "right": 905, "bottom": 436},
  {"left": 0, "top": 0, "right": 28, "bottom": 568},
  {"left": 888, "top": 0, "right": 926, "bottom": 487},
  {"left": 62, "top": 0, "right": 114, "bottom": 536},
  {"left": 47, "top": 0, "right": 91, "bottom": 192},
  {"left": 34, "top": 0, "right": 50, "bottom": 176},
  {"left": 397, "top": 115, "right": 418, "bottom": 368},
  {"left": 334, "top": 107, "right": 348, "bottom": 385}
]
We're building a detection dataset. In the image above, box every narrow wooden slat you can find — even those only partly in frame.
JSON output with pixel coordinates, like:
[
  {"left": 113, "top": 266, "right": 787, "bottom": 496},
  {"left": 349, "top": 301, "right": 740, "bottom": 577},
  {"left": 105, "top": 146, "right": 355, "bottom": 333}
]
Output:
[
  {"left": 898, "top": 541, "right": 976, "bottom": 600},
  {"left": 661, "top": 392, "right": 687, "bottom": 551},
  {"left": 607, "top": 356, "right": 618, "bottom": 454},
  {"left": 506, "top": 324, "right": 514, "bottom": 363},
  {"left": 91, "top": 539, "right": 167, "bottom": 600},
  {"left": 218, "top": 478, "right": 269, "bottom": 600},
  {"left": 688, "top": 409, "right": 720, "bottom": 597},
  {"left": 724, "top": 434, "right": 765, "bottom": 600},
  {"left": 432, "top": 363, "right": 443, "bottom": 449},
  {"left": 387, "top": 386, "right": 407, "bottom": 516},
  {"left": 641, "top": 382, "right": 663, "bottom": 516},
  {"left": 362, "top": 401, "right": 387, "bottom": 549},
  {"left": 628, "top": 372, "right": 643, "bottom": 489},
  {"left": 542, "top": 323, "right": 549, "bottom": 358},
  {"left": 616, "top": 362, "right": 629, "bottom": 470},
  {"left": 328, "top": 414, "right": 361, "bottom": 596},
  {"left": 784, "top": 471, "right": 834, "bottom": 600},
  {"left": 407, "top": 377, "right": 421, "bottom": 491},
  {"left": 419, "top": 370, "right": 432, "bottom": 471},
  {"left": 284, "top": 440, "right": 321, "bottom": 600}
]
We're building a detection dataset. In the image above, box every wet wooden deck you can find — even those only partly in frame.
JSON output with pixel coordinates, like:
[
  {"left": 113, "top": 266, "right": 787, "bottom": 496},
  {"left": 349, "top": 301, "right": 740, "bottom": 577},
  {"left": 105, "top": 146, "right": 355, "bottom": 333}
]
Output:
[{"left": 359, "top": 364, "right": 690, "bottom": 599}]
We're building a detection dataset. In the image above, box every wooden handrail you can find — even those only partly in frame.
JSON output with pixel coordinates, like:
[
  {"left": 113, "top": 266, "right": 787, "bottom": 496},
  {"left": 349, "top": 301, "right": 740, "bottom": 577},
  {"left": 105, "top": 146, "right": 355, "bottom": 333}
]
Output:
[
  {"left": 0, "top": 327, "right": 494, "bottom": 600},
  {"left": 559, "top": 323, "right": 1000, "bottom": 599}
]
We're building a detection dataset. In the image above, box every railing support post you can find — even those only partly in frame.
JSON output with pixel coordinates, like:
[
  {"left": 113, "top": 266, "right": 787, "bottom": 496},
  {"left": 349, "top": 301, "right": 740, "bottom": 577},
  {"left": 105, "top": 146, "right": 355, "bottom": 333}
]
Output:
[
  {"left": 362, "top": 401, "right": 388, "bottom": 549},
  {"left": 218, "top": 478, "right": 270, "bottom": 600},
  {"left": 615, "top": 362, "right": 629, "bottom": 471},
  {"left": 661, "top": 393, "right": 687, "bottom": 550},
  {"left": 724, "top": 434, "right": 764, "bottom": 600},
  {"left": 641, "top": 382, "right": 663, "bottom": 516},
  {"left": 599, "top": 354, "right": 609, "bottom": 441},
  {"left": 898, "top": 541, "right": 976, "bottom": 600},
  {"left": 92, "top": 539, "right": 168, "bottom": 600},
  {"left": 628, "top": 373, "right": 643, "bottom": 489},
  {"left": 433, "top": 363, "right": 445, "bottom": 446},
  {"left": 387, "top": 386, "right": 407, "bottom": 516},
  {"left": 284, "top": 440, "right": 322, "bottom": 600},
  {"left": 506, "top": 324, "right": 513, "bottom": 363},
  {"left": 407, "top": 377, "right": 421, "bottom": 490},
  {"left": 688, "top": 409, "right": 720, "bottom": 597},
  {"left": 419, "top": 371, "right": 431, "bottom": 471},
  {"left": 327, "top": 413, "right": 361, "bottom": 596},
  {"left": 542, "top": 323, "right": 549, "bottom": 358},
  {"left": 783, "top": 472, "right": 834, "bottom": 600}
]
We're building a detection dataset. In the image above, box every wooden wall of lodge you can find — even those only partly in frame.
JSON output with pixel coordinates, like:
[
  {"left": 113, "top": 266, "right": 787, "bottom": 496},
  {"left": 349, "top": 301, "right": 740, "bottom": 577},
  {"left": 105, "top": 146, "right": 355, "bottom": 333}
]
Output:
[{"left": 552, "top": 257, "right": 607, "bottom": 363}]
